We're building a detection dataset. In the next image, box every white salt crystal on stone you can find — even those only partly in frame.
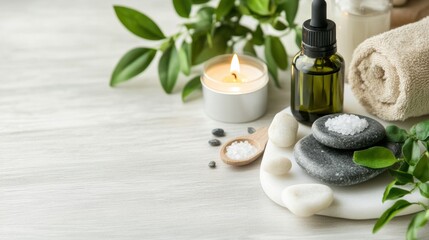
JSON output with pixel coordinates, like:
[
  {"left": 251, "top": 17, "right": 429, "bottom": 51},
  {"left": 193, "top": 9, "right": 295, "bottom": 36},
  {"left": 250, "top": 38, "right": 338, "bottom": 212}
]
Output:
[
  {"left": 226, "top": 141, "right": 257, "bottom": 160},
  {"left": 325, "top": 114, "right": 369, "bottom": 136}
]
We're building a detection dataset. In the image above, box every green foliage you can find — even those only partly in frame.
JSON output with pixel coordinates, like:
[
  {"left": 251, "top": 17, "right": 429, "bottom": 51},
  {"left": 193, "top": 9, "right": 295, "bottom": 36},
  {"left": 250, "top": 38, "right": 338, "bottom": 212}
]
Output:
[
  {"left": 353, "top": 147, "right": 398, "bottom": 169},
  {"left": 414, "top": 120, "right": 429, "bottom": 141},
  {"left": 182, "top": 76, "right": 202, "bottom": 102},
  {"left": 407, "top": 210, "right": 429, "bottom": 240},
  {"left": 178, "top": 41, "right": 192, "bottom": 76},
  {"left": 111, "top": 0, "right": 300, "bottom": 101},
  {"left": 270, "top": 36, "right": 288, "bottom": 70},
  {"left": 413, "top": 154, "right": 429, "bottom": 182},
  {"left": 373, "top": 200, "right": 412, "bottom": 233},
  {"left": 389, "top": 169, "right": 414, "bottom": 185},
  {"left": 264, "top": 37, "right": 280, "bottom": 88},
  {"left": 282, "top": 0, "right": 299, "bottom": 27},
  {"left": 402, "top": 139, "right": 421, "bottom": 166},
  {"left": 247, "top": 0, "right": 271, "bottom": 16},
  {"left": 173, "top": 0, "right": 192, "bottom": 18},
  {"left": 114, "top": 6, "right": 166, "bottom": 40},
  {"left": 110, "top": 48, "right": 157, "bottom": 86},
  {"left": 354, "top": 121, "right": 429, "bottom": 239},
  {"left": 215, "top": 0, "right": 235, "bottom": 20},
  {"left": 386, "top": 125, "right": 408, "bottom": 143},
  {"left": 158, "top": 44, "right": 180, "bottom": 93},
  {"left": 243, "top": 40, "right": 257, "bottom": 57}
]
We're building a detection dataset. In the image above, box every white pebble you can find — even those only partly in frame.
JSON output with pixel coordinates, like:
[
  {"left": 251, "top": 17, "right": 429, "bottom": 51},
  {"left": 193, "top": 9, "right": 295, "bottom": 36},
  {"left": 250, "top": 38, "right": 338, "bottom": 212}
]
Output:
[
  {"left": 282, "top": 184, "right": 334, "bottom": 217},
  {"left": 262, "top": 156, "right": 292, "bottom": 175},
  {"left": 226, "top": 141, "right": 257, "bottom": 160},
  {"left": 325, "top": 114, "right": 369, "bottom": 135},
  {"left": 268, "top": 112, "right": 298, "bottom": 148}
]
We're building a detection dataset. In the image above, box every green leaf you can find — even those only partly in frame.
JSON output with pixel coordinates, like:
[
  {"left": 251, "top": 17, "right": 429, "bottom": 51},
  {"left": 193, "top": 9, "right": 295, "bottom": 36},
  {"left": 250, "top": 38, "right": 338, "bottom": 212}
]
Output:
[
  {"left": 264, "top": 37, "right": 280, "bottom": 88},
  {"left": 271, "top": 20, "right": 287, "bottom": 31},
  {"left": 247, "top": 0, "right": 271, "bottom": 15},
  {"left": 373, "top": 200, "right": 412, "bottom": 233},
  {"left": 243, "top": 40, "right": 257, "bottom": 57},
  {"left": 206, "top": 32, "right": 213, "bottom": 48},
  {"left": 294, "top": 27, "right": 302, "bottom": 48},
  {"left": 178, "top": 41, "right": 192, "bottom": 76},
  {"left": 389, "top": 169, "right": 414, "bottom": 185},
  {"left": 386, "top": 125, "right": 408, "bottom": 143},
  {"left": 411, "top": 125, "right": 417, "bottom": 135},
  {"left": 182, "top": 76, "right": 202, "bottom": 102},
  {"left": 406, "top": 210, "right": 429, "bottom": 240},
  {"left": 114, "top": 6, "right": 165, "bottom": 40},
  {"left": 403, "top": 139, "right": 421, "bottom": 166},
  {"left": 424, "top": 141, "right": 429, "bottom": 151},
  {"left": 252, "top": 25, "right": 264, "bottom": 45},
  {"left": 282, "top": 0, "right": 299, "bottom": 27},
  {"left": 192, "top": 0, "right": 210, "bottom": 4},
  {"left": 238, "top": 2, "right": 251, "bottom": 15},
  {"left": 216, "top": 0, "right": 235, "bottom": 20},
  {"left": 173, "top": 0, "right": 192, "bottom": 18},
  {"left": 110, "top": 48, "right": 157, "bottom": 87},
  {"left": 270, "top": 36, "right": 288, "bottom": 70},
  {"left": 191, "top": 26, "right": 232, "bottom": 65},
  {"left": 383, "top": 180, "right": 397, "bottom": 202},
  {"left": 414, "top": 120, "right": 429, "bottom": 141},
  {"left": 353, "top": 147, "right": 398, "bottom": 169},
  {"left": 399, "top": 161, "right": 411, "bottom": 173},
  {"left": 384, "top": 187, "right": 411, "bottom": 202},
  {"left": 158, "top": 44, "right": 180, "bottom": 93},
  {"left": 414, "top": 154, "right": 429, "bottom": 183},
  {"left": 159, "top": 39, "right": 173, "bottom": 52},
  {"left": 418, "top": 183, "right": 429, "bottom": 198},
  {"left": 233, "top": 25, "right": 251, "bottom": 36},
  {"left": 190, "top": 7, "right": 215, "bottom": 36}
]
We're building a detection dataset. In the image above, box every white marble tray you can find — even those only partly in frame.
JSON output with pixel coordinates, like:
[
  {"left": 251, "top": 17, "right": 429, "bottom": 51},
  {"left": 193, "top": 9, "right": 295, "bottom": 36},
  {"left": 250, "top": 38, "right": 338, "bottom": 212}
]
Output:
[{"left": 260, "top": 86, "right": 428, "bottom": 219}]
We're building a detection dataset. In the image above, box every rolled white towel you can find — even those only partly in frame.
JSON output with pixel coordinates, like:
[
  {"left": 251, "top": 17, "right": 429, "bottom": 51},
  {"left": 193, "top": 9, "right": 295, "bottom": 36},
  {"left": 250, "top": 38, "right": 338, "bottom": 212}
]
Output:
[{"left": 349, "top": 17, "right": 429, "bottom": 121}]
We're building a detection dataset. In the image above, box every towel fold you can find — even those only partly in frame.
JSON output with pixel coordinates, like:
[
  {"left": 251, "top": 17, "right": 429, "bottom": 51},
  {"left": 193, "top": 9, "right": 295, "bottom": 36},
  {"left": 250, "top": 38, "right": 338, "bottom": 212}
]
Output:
[{"left": 349, "top": 17, "right": 429, "bottom": 121}]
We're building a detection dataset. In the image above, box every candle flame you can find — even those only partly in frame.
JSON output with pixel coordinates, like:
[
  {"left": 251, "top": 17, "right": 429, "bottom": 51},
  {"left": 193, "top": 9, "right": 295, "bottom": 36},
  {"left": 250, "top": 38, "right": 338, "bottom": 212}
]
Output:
[{"left": 230, "top": 54, "right": 240, "bottom": 75}]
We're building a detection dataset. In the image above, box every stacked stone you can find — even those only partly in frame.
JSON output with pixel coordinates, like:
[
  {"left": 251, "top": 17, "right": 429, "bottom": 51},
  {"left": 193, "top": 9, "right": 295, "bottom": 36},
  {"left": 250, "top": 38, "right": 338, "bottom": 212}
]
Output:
[{"left": 294, "top": 114, "right": 401, "bottom": 186}]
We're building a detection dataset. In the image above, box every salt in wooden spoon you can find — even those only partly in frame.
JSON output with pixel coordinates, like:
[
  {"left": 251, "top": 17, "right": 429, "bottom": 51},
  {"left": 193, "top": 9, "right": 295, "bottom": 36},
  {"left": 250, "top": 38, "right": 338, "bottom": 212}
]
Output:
[{"left": 220, "top": 127, "right": 269, "bottom": 166}]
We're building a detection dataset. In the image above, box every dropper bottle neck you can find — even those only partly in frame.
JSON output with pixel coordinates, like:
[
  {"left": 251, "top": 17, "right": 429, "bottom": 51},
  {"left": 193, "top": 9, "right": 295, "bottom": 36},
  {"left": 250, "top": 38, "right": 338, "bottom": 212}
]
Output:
[
  {"left": 301, "top": 0, "right": 337, "bottom": 58},
  {"left": 310, "top": 0, "right": 327, "bottom": 28}
]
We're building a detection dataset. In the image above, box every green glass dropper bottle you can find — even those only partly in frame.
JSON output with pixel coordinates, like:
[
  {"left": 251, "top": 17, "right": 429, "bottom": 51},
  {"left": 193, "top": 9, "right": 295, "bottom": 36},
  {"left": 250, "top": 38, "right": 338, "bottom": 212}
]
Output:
[{"left": 291, "top": 0, "right": 344, "bottom": 125}]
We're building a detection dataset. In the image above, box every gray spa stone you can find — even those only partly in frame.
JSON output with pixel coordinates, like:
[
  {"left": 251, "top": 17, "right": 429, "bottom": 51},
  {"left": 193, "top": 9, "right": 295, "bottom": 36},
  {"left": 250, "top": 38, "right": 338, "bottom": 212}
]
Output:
[
  {"left": 312, "top": 114, "right": 385, "bottom": 150},
  {"left": 294, "top": 134, "right": 401, "bottom": 186}
]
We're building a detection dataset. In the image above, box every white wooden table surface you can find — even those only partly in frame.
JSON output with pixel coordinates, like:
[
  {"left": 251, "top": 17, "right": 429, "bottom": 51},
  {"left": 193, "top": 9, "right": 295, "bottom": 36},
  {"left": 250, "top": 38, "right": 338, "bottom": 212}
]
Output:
[{"left": 1, "top": 0, "right": 428, "bottom": 239}]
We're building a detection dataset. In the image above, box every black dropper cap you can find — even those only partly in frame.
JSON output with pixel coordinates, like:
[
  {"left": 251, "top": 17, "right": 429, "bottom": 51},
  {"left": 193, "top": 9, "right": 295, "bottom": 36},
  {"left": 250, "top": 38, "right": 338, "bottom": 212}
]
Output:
[{"left": 302, "top": 0, "right": 336, "bottom": 58}]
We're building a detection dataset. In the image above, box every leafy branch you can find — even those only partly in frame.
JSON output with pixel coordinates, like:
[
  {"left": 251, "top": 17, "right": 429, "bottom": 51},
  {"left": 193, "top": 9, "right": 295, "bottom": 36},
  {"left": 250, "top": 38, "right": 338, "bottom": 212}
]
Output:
[
  {"left": 353, "top": 120, "right": 429, "bottom": 240},
  {"left": 110, "top": 0, "right": 301, "bottom": 101}
]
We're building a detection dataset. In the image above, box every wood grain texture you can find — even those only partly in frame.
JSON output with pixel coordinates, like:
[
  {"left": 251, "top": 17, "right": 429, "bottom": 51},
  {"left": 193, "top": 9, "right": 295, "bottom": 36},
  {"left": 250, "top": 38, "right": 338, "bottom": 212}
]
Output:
[{"left": 0, "top": 0, "right": 427, "bottom": 239}]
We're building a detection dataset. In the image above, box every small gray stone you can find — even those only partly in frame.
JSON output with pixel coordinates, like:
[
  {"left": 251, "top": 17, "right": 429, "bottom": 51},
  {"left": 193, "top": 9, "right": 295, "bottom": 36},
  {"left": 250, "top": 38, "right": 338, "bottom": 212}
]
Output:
[
  {"left": 212, "top": 128, "right": 225, "bottom": 137},
  {"left": 208, "top": 139, "right": 221, "bottom": 146},
  {"left": 208, "top": 161, "right": 216, "bottom": 168},
  {"left": 312, "top": 114, "right": 385, "bottom": 150},
  {"left": 294, "top": 134, "right": 401, "bottom": 186},
  {"left": 247, "top": 127, "right": 256, "bottom": 134}
]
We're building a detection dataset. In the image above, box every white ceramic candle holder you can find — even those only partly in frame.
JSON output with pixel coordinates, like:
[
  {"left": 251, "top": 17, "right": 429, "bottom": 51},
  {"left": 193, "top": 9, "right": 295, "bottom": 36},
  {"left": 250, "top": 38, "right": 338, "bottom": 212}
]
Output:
[{"left": 201, "top": 54, "right": 269, "bottom": 123}]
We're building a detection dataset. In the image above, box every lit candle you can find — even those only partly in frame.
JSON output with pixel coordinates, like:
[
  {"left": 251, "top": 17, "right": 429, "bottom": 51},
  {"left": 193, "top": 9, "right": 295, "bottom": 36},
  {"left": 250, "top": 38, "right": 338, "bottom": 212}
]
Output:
[{"left": 201, "top": 54, "right": 269, "bottom": 123}]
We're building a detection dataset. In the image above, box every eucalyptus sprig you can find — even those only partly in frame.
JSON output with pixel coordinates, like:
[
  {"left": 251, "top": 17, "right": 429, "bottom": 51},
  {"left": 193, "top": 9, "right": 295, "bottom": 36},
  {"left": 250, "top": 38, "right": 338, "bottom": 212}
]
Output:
[
  {"left": 110, "top": 0, "right": 301, "bottom": 101},
  {"left": 353, "top": 120, "right": 429, "bottom": 240}
]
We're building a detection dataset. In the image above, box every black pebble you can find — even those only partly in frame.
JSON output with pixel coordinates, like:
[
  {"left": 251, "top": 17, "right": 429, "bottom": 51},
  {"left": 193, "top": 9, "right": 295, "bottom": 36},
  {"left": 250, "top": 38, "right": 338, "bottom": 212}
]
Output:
[
  {"left": 208, "top": 161, "right": 216, "bottom": 168},
  {"left": 248, "top": 127, "right": 256, "bottom": 134},
  {"left": 208, "top": 139, "right": 221, "bottom": 146},
  {"left": 212, "top": 128, "right": 225, "bottom": 137}
]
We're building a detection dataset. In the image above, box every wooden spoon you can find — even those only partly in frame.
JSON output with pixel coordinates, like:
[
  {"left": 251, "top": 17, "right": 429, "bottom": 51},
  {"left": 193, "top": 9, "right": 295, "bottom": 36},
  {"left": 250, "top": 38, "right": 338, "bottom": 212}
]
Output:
[{"left": 220, "top": 127, "right": 269, "bottom": 166}]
